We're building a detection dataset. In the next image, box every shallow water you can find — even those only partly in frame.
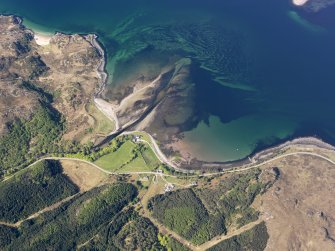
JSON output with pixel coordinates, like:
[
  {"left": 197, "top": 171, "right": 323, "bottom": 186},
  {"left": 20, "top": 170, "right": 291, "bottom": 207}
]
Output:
[{"left": 1, "top": 0, "right": 335, "bottom": 161}]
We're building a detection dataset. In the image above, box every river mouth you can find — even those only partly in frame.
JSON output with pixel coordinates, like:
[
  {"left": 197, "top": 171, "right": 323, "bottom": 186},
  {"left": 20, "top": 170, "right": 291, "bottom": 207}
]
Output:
[{"left": 1, "top": 0, "right": 335, "bottom": 163}]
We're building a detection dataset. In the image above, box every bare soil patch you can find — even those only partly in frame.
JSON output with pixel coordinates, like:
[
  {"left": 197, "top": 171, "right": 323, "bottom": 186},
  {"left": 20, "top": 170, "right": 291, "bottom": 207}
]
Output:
[
  {"left": 60, "top": 159, "right": 107, "bottom": 191},
  {"left": 258, "top": 155, "right": 335, "bottom": 251}
]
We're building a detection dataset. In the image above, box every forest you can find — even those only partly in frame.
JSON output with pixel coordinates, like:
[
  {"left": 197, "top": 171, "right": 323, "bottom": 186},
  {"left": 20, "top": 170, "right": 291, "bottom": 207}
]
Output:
[
  {"left": 148, "top": 169, "right": 277, "bottom": 245},
  {"left": 79, "top": 208, "right": 189, "bottom": 251},
  {"left": 0, "top": 159, "right": 191, "bottom": 251},
  {"left": 208, "top": 222, "right": 269, "bottom": 251},
  {"left": 1, "top": 183, "right": 137, "bottom": 250},
  {"left": 148, "top": 188, "right": 226, "bottom": 245},
  {"left": 0, "top": 104, "right": 63, "bottom": 176},
  {"left": 0, "top": 159, "right": 78, "bottom": 223},
  {"left": 0, "top": 225, "right": 19, "bottom": 248}
]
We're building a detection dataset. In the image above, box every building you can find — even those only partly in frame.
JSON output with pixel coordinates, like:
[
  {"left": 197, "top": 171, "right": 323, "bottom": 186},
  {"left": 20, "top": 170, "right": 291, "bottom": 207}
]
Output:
[
  {"left": 164, "top": 183, "right": 175, "bottom": 193},
  {"left": 132, "top": 135, "right": 141, "bottom": 143}
]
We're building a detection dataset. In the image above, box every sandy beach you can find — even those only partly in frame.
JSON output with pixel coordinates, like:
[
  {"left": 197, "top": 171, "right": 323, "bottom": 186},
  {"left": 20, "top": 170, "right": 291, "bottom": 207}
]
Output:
[
  {"left": 292, "top": 0, "right": 309, "bottom": 6},
  {"left": 34, "top": 32, "right": 53, "bottom": 46}
]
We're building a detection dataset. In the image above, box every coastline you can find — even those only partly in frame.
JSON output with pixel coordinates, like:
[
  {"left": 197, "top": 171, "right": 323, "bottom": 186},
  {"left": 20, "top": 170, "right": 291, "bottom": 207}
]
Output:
[
  {"left": 85, "top": 33, "right": 121, "bottom": 134},
  {"left": 74, "top": 24, "right": 335, "bottom": 172},
  {"left": 4, "top": 14, "right": 335, "bottom": 174},
  {"left": 87, "top": 34, "right": 108, "bottom": 97},
  {"left": 182, "top": 136, "right": 335, "bottom": 172},
  {"left": 10, "top": 15, "right": 55, "bottom": 46}
]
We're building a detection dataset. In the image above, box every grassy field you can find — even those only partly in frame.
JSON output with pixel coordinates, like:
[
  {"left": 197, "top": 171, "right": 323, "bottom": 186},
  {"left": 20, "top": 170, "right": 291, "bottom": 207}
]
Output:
[
  {"left": 94, "top": 141, "right": 135, "bottom": 171},
  {"left": 142, "top": 148, "right": 161, "bottom": 168},
  {"left": 120, "top": 155, "right": 149, "bottom": 172},
  {"left": 94, "top": 140, "right": 161, "bottom": 173}
]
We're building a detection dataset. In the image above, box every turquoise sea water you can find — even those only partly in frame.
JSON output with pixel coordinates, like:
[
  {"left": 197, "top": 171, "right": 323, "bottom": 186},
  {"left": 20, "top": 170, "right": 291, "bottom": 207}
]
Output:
[{"left": 1, "top": 0, "right": 335, "bottom": 161}]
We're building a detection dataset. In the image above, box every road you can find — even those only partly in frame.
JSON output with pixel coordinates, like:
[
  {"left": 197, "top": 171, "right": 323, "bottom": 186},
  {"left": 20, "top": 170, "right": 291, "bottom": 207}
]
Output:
[
  {"left": 2, "top": 156, "right": 180, "bottom": 183},
  {"left": 4, "top": 150, "right": 335, "bottom": 183},
  {"left": 199, "top": 151, "right": 335, "bottom": 177}
]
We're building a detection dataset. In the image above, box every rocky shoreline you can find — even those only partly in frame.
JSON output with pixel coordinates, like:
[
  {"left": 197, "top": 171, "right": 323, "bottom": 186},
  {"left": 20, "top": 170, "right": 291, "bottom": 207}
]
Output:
[
  {"left": 181, "top": 136, "right": 335, "bottom": 172},
  {"left": 87, "top": 34, "right": 108, "bottom": 97},
  {"left": 11, "top": 14, "right": 108, "bottom": 97}
]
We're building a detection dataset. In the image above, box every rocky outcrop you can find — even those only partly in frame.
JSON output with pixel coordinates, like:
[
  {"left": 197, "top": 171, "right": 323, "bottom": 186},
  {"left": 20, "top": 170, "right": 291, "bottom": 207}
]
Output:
[{"left": 0, "top": 15, "right": 103, "bottom": 142}]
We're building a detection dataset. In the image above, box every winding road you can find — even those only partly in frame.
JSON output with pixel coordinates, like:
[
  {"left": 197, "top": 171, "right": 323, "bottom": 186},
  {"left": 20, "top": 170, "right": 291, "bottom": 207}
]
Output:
[{"left": 4, "top": 149, "right": 335, "bottom": 182}]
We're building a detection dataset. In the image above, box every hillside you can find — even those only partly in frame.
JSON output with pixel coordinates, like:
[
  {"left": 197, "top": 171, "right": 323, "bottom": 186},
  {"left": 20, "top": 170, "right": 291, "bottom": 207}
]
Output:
[{"left": 0, "top": 15, "right": 113, "bottom": 177}]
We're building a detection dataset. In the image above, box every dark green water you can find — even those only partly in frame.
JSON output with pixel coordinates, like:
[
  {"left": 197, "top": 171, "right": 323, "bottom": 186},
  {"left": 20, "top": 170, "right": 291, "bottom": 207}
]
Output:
[{"left": 1, "top": 0, "right": 335, "bottom": 161}]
